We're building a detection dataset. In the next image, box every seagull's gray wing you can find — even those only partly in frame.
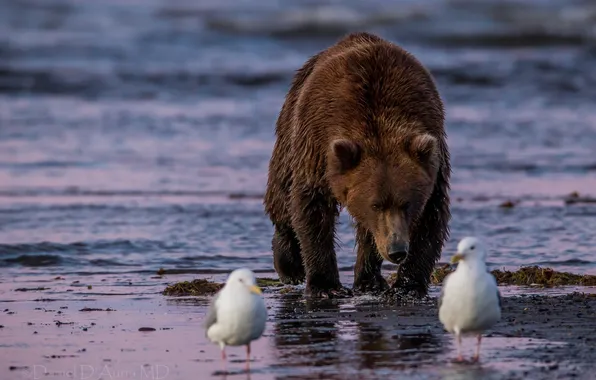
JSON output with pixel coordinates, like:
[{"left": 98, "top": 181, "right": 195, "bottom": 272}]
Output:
[
  {"left": 438, "top": 286, "right": 445, "bottom": 310},
  {"left": 203, "top": 291, "right": 221, "bottom": 333},
  {"left": 437, "top": 272, "right": 452, "bottom": 310},
  {"left": 487, "top": 268, "right": 502, "bottom": 310}
]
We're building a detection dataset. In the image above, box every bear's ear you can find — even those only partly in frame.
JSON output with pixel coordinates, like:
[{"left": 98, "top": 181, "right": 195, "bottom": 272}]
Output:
[
  {"left": 408, "top": 134, "right": 439, "bottom": 169},
  {"left": 330, "top": 139, "right": 361, "bottom": 174}
]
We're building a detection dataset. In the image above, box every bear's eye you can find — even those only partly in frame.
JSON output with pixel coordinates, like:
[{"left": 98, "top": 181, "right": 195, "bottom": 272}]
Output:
[{"left": 372, "top": 203, "right": 382, "bottom": 212}]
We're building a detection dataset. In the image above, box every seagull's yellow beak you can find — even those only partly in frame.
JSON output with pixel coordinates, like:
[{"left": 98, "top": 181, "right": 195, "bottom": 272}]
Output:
[
  {"left": 248, "top": 284, "right": 262, "bottom": 295},
  {"left": 450, "top": 253, "right": 465, "bottom": 264}
]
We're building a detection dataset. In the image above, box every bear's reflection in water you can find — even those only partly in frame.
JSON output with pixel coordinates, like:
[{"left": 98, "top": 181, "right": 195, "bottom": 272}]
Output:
[{"left": 271, "top": 293, "right": 446, "bottom": 378}]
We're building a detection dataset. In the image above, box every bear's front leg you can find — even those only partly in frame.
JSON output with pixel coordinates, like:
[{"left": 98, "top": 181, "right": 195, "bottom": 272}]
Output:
[
  {"left": 290, "top": 187, "right": 352, "bottom": 299},
  {"left": 272, "top": 223, "right": 305, "bottom": 285},
  {"left": 353, "top": 225, "right": 389, "bottom": 294},
  {"left": 388, "top": 247, "right": 435, "bottom": 300}
]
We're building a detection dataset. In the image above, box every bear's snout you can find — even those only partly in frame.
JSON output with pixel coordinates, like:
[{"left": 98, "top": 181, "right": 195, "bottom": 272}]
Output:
[{"left": 388, "top": 239, "right": 409, "bottom": 264}]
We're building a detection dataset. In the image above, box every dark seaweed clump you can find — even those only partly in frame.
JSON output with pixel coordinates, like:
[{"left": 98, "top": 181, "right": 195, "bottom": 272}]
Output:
[
  {"left": 491, "top": 266, "right": 596, "bottom": 287},
  {"left": 163, "top": 279, "right": 223, "bottom": 296},
  {"left": 162, "top": 277, "right": 283, "bottom": 296},
  {"left": 164, "top": 267, "right": 596, "bottom": 296},
  {"left": 256, "top": 277, "right": 283, "bottom": 287},
  {"left": 409, "top": 265, "right": 596, "bottom": 287}
]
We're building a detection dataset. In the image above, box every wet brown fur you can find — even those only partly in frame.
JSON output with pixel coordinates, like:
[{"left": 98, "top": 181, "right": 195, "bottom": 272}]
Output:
[{"left": 263, "top": 32, "right": 451, "bottom": 297}]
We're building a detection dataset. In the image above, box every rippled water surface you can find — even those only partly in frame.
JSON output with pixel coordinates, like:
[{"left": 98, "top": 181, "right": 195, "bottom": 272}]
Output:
[{"left": 1, "top": 0, "right": 596, "bottom": 282}]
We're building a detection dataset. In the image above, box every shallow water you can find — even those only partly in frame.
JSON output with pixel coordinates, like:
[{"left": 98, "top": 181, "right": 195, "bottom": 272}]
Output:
[
  {"left": 1, "top": 1, "right": 596, "bottom": 377},
  {"left": 1, "top": 0, "right": 596, "bottom": 280}
]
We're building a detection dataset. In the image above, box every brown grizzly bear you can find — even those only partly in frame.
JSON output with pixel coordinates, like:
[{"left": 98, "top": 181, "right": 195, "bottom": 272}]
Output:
[{"left": 263, "top": 32, "right": 451, "bottom": 298}]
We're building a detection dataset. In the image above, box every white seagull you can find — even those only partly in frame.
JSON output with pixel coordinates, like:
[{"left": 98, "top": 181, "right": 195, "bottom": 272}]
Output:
[
  {"left": 438, "top": 237, "right": 502, "bottom": 363},
  {"left": 204, "top": 268, "right": 267, "bottom": 368}
]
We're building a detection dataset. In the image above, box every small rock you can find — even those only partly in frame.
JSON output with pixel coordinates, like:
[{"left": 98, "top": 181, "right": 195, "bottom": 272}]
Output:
[
  {"left": 55, "top": 321, "right": 74, "bottom": 326},
  {"left": 9, "top": 366, "right": 29, "bottom": 371},
  {"left": 499, "top": 200, "right": 517, "bottom": 209}
]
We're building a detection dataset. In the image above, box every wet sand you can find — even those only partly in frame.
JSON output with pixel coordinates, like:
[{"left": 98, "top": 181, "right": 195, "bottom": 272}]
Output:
[{"left": 2, "top": 275, "right": 596, "bottom": 380}]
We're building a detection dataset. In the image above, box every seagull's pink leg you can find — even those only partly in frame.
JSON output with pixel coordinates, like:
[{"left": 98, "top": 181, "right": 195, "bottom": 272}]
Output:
[
  {"left": 245, "top": 343, "right": 251, "bottom": 371},
  {"left": 472, "top": 335, "right": 482, "bottom": 363},
  {"left": 220, "top": 342, "right": 227, "bottom": 362},
  {"left": 220, "top": 345, "right": 228, "bottom": 373},
  {"left": 455, "top": 333, "right": 464, "bottom": 362}
]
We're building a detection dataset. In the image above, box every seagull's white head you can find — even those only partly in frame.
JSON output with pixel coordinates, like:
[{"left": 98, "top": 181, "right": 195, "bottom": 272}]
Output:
[
  {"left": 225, "top": 268, "right": 262, "bottom": 296},
  {"left": 451, "top": 236, "right": 488, "bottom": 264}
]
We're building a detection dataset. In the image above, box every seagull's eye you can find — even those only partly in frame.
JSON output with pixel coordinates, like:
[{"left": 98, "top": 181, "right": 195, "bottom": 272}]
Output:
[
  {"left": 238, "top": 278, "right": 244, "bottom": 283},
  {"left": 470, "top": 245, "right": 475, "bottom": 250}
]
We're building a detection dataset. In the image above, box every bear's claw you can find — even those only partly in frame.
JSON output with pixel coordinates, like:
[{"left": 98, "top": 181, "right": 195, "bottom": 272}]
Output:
[
  {"left": 305, "top": 285, "right": 353, "bottom": 299},
  {"left": 353, "top": 274, "right": 389, "bottom": 294},
  {"left": 278, "top": 275, "right": 305, "bottom": 285}
]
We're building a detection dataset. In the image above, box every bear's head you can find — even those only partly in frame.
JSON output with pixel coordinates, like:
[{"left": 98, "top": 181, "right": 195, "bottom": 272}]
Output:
[{"left": 327, "top": 133, "right": 440, "bottom": 265}]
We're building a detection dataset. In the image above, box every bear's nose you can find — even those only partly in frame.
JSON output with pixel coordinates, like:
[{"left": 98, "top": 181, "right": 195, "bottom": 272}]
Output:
[{"left": 388, "top": 241, "right": 409, "bottom": 264}]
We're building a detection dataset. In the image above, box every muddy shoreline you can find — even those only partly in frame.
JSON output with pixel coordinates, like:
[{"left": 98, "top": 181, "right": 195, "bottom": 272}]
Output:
[{"left": 2, "top": 277, "right": 596, "bottom": 380}]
